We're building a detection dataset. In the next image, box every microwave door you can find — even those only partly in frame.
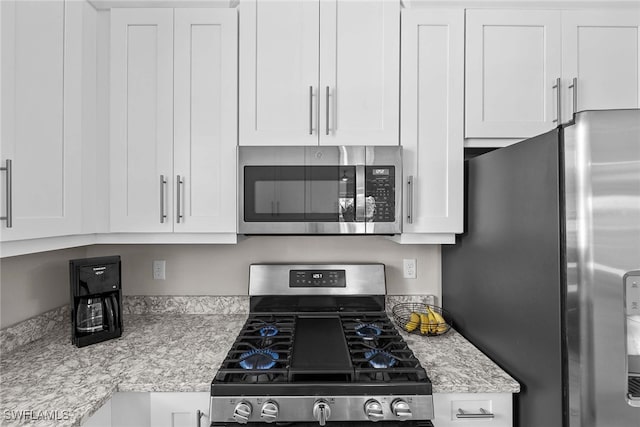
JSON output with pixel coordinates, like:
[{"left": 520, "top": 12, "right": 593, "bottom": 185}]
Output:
[{"left": 306, "top": 166, "right": 360, "bottom": 230}]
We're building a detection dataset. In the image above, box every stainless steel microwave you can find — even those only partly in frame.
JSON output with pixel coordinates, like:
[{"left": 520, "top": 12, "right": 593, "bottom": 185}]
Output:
[{"left": 238, "top": 146, "right": 402, "bottom": 234}]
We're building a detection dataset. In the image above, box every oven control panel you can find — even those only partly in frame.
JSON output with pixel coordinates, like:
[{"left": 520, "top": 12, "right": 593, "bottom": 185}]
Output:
[
  {"left": 289, "top": 270, "right": 346, "bottom": 288},
  {"left": 210, "top": 395, "right": 434, "bottom": 424}
]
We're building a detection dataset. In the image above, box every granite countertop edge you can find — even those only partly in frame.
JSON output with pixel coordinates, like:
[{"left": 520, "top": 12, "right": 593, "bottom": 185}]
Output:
[{"left": 0, "top": 297, "right": 519, "bottom": 426}]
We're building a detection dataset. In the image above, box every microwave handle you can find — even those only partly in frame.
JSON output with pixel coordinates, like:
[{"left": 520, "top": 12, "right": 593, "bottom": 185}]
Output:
[{"left": 355, "top": 165, "right": 366, "bottom": 222}]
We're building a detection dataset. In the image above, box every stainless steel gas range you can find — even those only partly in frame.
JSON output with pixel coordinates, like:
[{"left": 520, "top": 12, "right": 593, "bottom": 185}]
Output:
[{"left": 210, "top": 264, "right": 434, "bottom": 426}]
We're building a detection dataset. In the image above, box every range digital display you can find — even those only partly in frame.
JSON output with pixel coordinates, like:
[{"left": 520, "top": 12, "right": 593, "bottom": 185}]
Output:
[{"left": 289, "top": 270, "right": 346, "bottom": 288}]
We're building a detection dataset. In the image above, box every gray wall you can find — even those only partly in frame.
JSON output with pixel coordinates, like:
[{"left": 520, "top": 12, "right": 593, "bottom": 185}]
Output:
[
  {"left": 0, "top": 247, "right": 87, "bottom": 328},
  {"left": 1, "top": 237, "right": 440, "bottom": 327}
]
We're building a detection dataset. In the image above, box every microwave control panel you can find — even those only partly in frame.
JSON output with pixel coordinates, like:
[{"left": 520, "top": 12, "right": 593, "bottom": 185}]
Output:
[{"left": 365, "top": 166, "right": 395, "bottom": 222}]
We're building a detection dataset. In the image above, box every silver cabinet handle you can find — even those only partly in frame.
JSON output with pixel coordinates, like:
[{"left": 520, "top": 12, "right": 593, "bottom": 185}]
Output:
[
  {"left": 456, "top": 408, "right": 495, "bottom": 419},
  {"left": 176, "top": 175, "right": 183, "bottom": 223},
  {"left": 569, "top": 77, "right": 578, "bottom": 116},
  {"left": 325, "top": 86, "right": 330, "bottom": 136},
  {"left": 309, "top": 86, "right": 314, "bottom": 135},
  {"left": 552, "top": 77, "right": 561, "bottom": 124},
  {"left": 0, "top": 159, "right": 12, "bottom": 228},
  {"left": 196, "top": 410, "right": 205, "bottom": 427},
  {"left": 160, "top": 175, "right": 167, "bottom": 223},
  {"left": 406, "top": 175, "right": 414, "bottom": 224}
]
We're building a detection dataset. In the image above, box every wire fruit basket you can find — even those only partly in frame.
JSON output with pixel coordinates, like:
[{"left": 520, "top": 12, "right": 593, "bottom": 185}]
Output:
[{"left": 391, "top": 303, "right": 451, "bottom": 336}]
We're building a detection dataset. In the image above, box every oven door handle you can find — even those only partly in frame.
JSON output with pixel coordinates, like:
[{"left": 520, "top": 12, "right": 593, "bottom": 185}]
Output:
[{"left": 355, "top": 164, "right": 366, "bottom": 222}]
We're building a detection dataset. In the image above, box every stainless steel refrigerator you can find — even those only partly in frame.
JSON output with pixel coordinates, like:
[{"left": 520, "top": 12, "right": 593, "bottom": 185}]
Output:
[{"left": 442, "top": 109, "right": 640, "bottom": 427}]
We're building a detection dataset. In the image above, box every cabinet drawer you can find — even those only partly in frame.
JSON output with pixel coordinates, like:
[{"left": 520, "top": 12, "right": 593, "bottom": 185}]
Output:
[{"left": 433, "top": 393, "right": 512, "bottom": 427}]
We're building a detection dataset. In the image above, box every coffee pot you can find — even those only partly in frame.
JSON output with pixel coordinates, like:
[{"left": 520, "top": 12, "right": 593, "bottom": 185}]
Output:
[
  {"left": 70, "top": 256, "right": 122, "bottom": 347},
  {"left": 76, "top": 297, "right": 104, "bottom": 333}
]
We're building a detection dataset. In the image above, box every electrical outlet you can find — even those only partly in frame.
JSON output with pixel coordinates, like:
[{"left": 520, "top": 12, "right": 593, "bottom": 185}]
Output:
[
  {"left": 153, "top": 260, "right": 166, "bottom": 280},
  {"left": 403, "top": 259, "right": 417, "bottom": 279}
]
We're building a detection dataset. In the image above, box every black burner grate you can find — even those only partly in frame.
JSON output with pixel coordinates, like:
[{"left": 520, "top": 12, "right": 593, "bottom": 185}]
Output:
[
  {"left": 214, "top": 314, "right": 295, "bottom": 383},
  {"left": 213, "top": 311, "right": 430, "bottom": 387}
]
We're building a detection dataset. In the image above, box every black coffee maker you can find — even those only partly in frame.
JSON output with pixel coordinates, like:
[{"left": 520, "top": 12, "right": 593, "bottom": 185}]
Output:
[{"left": 70, "top": 256, "right": 122, "bottom": 347}]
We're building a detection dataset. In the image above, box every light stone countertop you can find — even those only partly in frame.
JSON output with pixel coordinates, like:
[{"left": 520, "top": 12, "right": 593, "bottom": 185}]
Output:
[{"left": 0, "top": 312, "right": 519, "bottom": 427}]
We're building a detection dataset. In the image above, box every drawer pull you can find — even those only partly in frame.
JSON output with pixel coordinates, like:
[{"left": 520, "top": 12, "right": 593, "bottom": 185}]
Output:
[{"left": 456, "top": 408, "right": 495, "bottom": 419}]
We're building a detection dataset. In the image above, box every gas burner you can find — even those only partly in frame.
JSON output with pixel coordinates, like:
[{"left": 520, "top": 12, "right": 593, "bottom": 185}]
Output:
[
  {"left": 259, "top": 325, "right": 279, "bottom": 337},
  {"left": 355, "top": 323, "right": 382, "bottom": 340},
  {"left": 239, "top": 349, "right": 280, "bottom": 370},
  {"left": 364, "top": 349, "right": 397, "bottom": 369}
]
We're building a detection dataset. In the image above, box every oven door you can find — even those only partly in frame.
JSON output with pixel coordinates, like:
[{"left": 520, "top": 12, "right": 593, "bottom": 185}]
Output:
[{"left": 238, "top": 146, "right": 401, "bottom": 235}]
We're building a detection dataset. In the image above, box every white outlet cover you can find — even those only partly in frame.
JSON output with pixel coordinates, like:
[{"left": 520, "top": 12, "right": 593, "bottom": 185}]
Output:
[
  {"left": 403, "top": 259, "right": 417, "bottom": 279},
  {"left": 153, "top": 260, "right": 166, "bottom": 280}
]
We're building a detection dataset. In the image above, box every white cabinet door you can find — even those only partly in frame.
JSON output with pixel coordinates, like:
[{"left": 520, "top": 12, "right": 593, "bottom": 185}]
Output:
[
  {"left": 433, "top": 393, "right": 513, "bottom": 427},
  {"left": 239, "top": 0, "right": 400, "bottom": 147},
  {"left": 562, "top": 10, "right": 640, "bottom": 120},
  {"left": 173, "top": 9, "right": 237, "bottom": 233},
  {"left": 110, "top": 8, "right": 174, "bottom": 232},
  {"left": 319, "top": 0, "right": 399, "bottom": 145},
  {"left": 465, "top": 10, "right": 562, "bottom": 138},
  {"left": 0, "top": 0, "right": 82, "bottom": 241},
  {"left": 239, "top": 0, "right": 320, "bottom": 146},
  {"left": 149, "top": 392, "right": 209, "bottom": 427},
  {"left": 400, "top": 9, "right": 464, "bottom": 237},
  {"left": 82, "top": 399, "right": 111, "bottom": 427}
]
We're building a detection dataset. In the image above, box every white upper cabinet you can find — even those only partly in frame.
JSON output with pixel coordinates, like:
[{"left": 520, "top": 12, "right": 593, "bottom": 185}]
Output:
[
  {"left": 0, "top": 0, "right": 83, "bottom": 242},
  {"left": 110, "top": 8, "right": 174, "bottom": 233},
  {"left": 465, "top": 10, "right": 562, "bottom": 139},
  {"left": 319, "top": 0, "right": 399, "bottom": 145},
  {"left": 399, "top": 8, "right": 464, "bottom": 242},
  {"left": 173, "top": 9, "right": 238, "bottom": 233},
  {"left": 239, "top": 0, "right": 319, "bottom": 146},
  {"left": 239, "top": 0, "right": 399, "bottom": 146},
  {"left": 561, "top": 10, "right": 640, "bottom": 120},
  {"left": 110, "top": 8, "right": 237, "bottom": 234},
  {"left": 466, "top": 7, "right": 640, "bottom": 142}
]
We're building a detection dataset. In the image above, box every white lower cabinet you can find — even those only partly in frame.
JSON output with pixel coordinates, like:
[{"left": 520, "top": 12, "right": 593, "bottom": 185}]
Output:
[
  {"left": 433, "top": 393, "right": 513, "bottom": 427},
  {"left": 150, "top": 393, "right": 210, "bottom": 427},
  {"left": 83, "top": 399, "right": 112, "bottom": 427},
  {"left": 86, "top": 392, "right": 209, "bottom": 427}
]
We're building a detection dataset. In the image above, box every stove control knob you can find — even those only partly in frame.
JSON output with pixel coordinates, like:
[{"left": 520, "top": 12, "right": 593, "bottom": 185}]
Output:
[
  {"left": 391, "top": 399, "right": 412, "bottom": 420},
  {"left": 364, "top": 399, "right": 384, "bottom": 422},
  {"left": 312, "top": 399, "right": 331, "bottom": 426},
  {"left": 232, "top": 401, "right": 252, "bottom": 424},
  {"left": 260, "top": 401, "right": 279, "bottom": 423}
]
